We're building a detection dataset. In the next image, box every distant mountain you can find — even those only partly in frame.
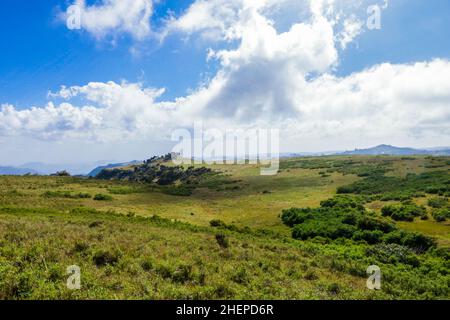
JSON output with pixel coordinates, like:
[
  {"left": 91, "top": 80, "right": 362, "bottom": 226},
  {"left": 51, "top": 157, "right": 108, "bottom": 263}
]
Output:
[
  {"left": 338, "top": 144, "right": 450, "bottom": 156},
  {"left": 0, "top": 166, "right": 40, "bottom": 176},
  {"left": 19, "top": 161, "right": 118, "bottom": 176},
  {"left": 87, "top": 161, "right": 143, "bottom": 177}
]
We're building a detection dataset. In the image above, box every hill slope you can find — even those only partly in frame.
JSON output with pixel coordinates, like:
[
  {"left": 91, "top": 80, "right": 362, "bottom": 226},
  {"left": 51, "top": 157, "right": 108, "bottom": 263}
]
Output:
[
  {"left": 0, "top": 155, "right": 449, "bottom": 300},
  {"left": 339, "top": 144, "right": 450, "bottom": 156},
  {"left": 0, "top": 166, "right": 39, "bottom": 175},
  {"left": 87, "top": 161, "right": 143, "bottom": 177}
]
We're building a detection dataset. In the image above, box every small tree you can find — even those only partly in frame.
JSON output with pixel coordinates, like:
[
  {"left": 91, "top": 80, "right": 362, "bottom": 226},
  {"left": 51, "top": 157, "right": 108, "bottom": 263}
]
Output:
[{"left": 52, "top": 170, "right": 70, "bottom": 177}]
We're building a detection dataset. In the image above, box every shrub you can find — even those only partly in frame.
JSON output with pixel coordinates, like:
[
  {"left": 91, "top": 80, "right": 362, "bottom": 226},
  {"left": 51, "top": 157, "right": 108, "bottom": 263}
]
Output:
[
  {"left": 93, "top": 194, "right": 113, "bottom": 201},
  {"left": 427, "top": 197, "right": 448, "bottom": 208},
  {"left": 73, "top": 241, "right": 90, "bottom": 253},
  {"left": 304, "top": 270, "right": 318, "bottom": 281},
  {"left": 292, "top": 220, "right": 357, "bottom": 240},
  {"left": 42, "top": 191, "right": 91, "bottom": 199},
  {"left": 52, "top": 171, "right": 70, "bottom": 177},
  {"left": 431, "top": 207, "right": 450, "bottom": 222},
  {"left": 213, "top": 284, "right": 234, "bottom": 299},
  {"left": 366, "top": 244, "right": 419, "bottom": 266},
  {"left": 141, "top": 259, "right": 153, "bottom": 271},
  {"left": 327, "top": 283, "right": 341, "bottom": 295},
  {"left": 381, "top": 204, "right": 426, "bottom": 222},
  {"left": 70, "top": 207, "right": 99, "bottom": 215},
  {"left": 320, "top": 196, "right": 365, "bottom": 210},
  {"left": 356, "top": 216, "right": 396, "bottom": 233},
  {"left": 210, "top": 219, "right": 226, "bottom": 227},
  {"left": 282, "top": 196, "right": 436, "bottom": 253},
  {"left": 215, "top": 233, "right": 229, "bottom": 249},
  {"left": 93, "top": 250, "right": 120, "bottom": 266},
  {"left": 230, "top": 268, "right": 248, "bottom": 284},
  {"left": 401, "top": 232, "right": 436, "bottom": 253},
  {"left": 107, "top": 187, "right": 142, "bottom": 195},
  {"left": 352, "top": 230, "right": 384, "bottom": 244},
  {"left": 154, "top": 264, "right": 173, "bottom": 279},
  {"left": 281, "top": 208, "right": 314, "bottom": 227},
  {"left": 89, "top": 221, "right": 103, "bottom": 228},
  {"left": 432, "top": 208, "right": 450, "bottom": 222},
  {"left": 162, "top": 185, "right": 192, "bottom": 196},
  {"left": 172, "top": 264, "right": 194, "bottom": 283}
]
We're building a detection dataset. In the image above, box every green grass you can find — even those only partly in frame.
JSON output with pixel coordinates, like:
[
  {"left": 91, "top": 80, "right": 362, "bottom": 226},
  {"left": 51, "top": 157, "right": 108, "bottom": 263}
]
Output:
[
  {"left": 0, "top": 155, "right": 449, "bottom": 300},
  {"left": 0, "top": 206, "right": 380, "bottom": 300}
]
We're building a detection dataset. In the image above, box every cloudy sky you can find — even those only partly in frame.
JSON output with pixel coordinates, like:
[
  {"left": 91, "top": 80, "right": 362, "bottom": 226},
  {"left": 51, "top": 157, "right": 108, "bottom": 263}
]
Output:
[{"left": 0, "top": 0, "right": 449, "bottom": 165}]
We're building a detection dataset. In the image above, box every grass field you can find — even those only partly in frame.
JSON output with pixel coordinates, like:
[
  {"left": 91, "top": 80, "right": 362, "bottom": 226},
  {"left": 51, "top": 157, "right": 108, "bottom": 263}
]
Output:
[{"left": 0, "top": 155, "right": 449, "bottom": 299}]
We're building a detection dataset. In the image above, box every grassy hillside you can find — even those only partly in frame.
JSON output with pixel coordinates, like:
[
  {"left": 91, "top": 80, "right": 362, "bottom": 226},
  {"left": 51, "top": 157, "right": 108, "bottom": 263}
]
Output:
[{"left": 0, "top": 155, "right": 449, "bottom": 299}]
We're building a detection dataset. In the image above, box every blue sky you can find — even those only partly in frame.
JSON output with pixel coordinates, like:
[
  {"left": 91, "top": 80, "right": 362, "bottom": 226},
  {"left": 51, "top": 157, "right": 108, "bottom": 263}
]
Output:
[
  {"left": 0, "top": 0, "right": 449, "bottom": 168},
  {"left": 0, "top": 0, "right": 202, "bottom": 107},
  {"left": 1, "top": 0, "right": 449, "bottom": 108}
]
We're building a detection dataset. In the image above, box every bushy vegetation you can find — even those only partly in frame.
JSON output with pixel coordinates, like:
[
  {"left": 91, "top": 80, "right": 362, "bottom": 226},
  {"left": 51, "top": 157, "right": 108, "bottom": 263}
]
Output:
[
  {"left": 432, "top": 208, "right": 450, "bottom": 222},
  {"left": 107, "top": 186, "right": 146, "bottom": 195},
  {"left": 51, "top": 171, "right": 71, "bottom": 177},
  {"left": 337, "top": 171, "right": 450, "bottom": 199},
  {"left": 0, "top": 205, "right": 448, "bottom": 300},
  {"left": 0, "top": 155, "right": 449, "bottom": 300},
  {"left": 428, "top": 197, "right": 449, "bottom": 208},
  {"left": 93, "top": 194, "right": 113, "bottom": 201},
  {"left": 42, "top": 191, "right": 91, "bottom": 199},
  {"left": 381, "top": 203, "right": 427, "bottom": 222},
  {"left": 282, "top": 196, "right": 436, "bottom": 252},
  {"left": 97, "top": 154, "right": 215, "bottom": 187}
]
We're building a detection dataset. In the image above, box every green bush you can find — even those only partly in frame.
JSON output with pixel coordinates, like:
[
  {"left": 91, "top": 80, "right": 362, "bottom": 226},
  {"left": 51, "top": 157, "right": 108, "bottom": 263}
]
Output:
[
  {"left": 107, "top": 186, "right": 143, "bottom": 195},
  {"left": 432, "top": 208, "right": 450, "bottom": 222},
  {"left": 381, "top": 204, "right": 426, "bottom": 222},
  {"left": 172, "top": 264, "right": 194, "bottom": 283},
  {"left": 215, "top": 233, "right": 229, "bottom": 249},
  {"left": 352, "top": 230, "right": 384, "bottom": 244},
  {"left": 93, "top": 194, "right": 113, "bottom": 201},
  {"left": 42, "top": 191, "right": 91, "bottom": 199},
  {"left": 292, "top": 219, "right": 357, "bottom": 240},
  {"left": 401, "top": 232, "right": 437, "bottom": 253},
  {"left": 428, "top": 197, "right": 448, "bottom": 208},
  {"left": 141, "top": 259, "right": 153, "bottom": 271},
  {"left": 366, "top": 244, "right": 420, "bottom": 266},
  {"left": 93, "top": 250, "right": 120, "bottom": 266},
  {"left": 281, "top": 208, "right": 314, "bottom": 227},
  {"left": 282, "top": 195, "right": 437, "bottom": 252},
  {"left": 230, "top": 268, "right": 248, "bottom": 284},
  {"left": 210, "top": 219, "right": 226, "bottom": 227},
  {"left": 162, "top": 185, "right": 193, "bottom": 196},
  {"left": 337, "top": 171, "right": 450, "bottom": 198}
]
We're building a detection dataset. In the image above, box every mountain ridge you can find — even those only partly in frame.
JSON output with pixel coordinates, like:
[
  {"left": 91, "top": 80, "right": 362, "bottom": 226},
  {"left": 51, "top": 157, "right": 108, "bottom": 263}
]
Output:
[
  {"left": 2, "top": 145, "right": 449, "bottom": 177},
  {"left": 337, "top": 144, "right": 450, "bottom": 156},
  {"left": 0, "top": 166, "right": 40, "bottom": 175}
]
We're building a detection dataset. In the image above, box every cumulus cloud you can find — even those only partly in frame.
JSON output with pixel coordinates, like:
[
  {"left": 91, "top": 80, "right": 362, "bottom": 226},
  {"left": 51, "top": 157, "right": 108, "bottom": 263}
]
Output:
[
  {"left": 2, "top": 82, "right": 169, "bottom": 141},
  {"left": 64, "top": 0, "right": 153, "bottom": 40},
  {"left": 3, "top": 59, "right": 450, "bottom": 147},
  {"left": 2, "top": 0, "right": 449, "bottom": 155}
]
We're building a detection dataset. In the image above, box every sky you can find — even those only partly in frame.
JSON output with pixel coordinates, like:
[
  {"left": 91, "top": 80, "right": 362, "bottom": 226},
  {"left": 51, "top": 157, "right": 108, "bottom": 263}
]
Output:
[{"left": 0, "top": 0, "right": 449, "bottom": 166}]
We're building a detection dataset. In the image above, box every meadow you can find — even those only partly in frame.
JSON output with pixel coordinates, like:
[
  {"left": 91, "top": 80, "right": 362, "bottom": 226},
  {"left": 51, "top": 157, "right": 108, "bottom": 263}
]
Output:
[{"left": 0, "top": 155, "right": 449, "bottom": 299}]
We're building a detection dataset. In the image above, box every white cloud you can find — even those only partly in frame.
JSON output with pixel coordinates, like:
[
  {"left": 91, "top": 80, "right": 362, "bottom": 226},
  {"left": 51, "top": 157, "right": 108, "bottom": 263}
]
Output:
[
  {"left": 64, "top": 0, "right": 153, "bottom": 40},
  {"left": 2, "top": 82, "right": 169, "bottom": 142},
  {"left": 1, "top": 0, "right": 449, "bottom": 161},
  {"left": 3, "top": 59, "right": 450, "bottom": 149},
  {"left": 338, "top": 16, "right": 364, "bottom": 49}
]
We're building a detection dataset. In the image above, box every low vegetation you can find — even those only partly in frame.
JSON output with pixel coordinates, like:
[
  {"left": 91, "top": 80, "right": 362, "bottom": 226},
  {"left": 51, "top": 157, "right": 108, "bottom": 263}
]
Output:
[{"left": 0, "top": 155, "right": 449, "bottom": 300}]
